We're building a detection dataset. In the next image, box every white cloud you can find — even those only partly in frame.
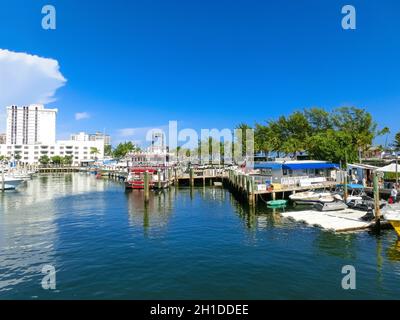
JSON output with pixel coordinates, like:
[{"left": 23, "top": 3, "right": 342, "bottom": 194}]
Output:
[
  {"left": 0, "top": 49, "right": 66, "bottom": 132},
  {"left": 75, "top": 112, "right": 90, "bottom": 121}
]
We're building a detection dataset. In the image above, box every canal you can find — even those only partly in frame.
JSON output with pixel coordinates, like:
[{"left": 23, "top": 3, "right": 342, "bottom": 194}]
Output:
[{"left": 0, "top": 173, "right": 400, "bottom": 299}]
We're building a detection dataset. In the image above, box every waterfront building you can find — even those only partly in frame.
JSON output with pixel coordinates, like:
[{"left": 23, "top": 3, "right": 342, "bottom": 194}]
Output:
[
  {"left": 0, "top": 105, "right": 105, "bottom": 165},
  {"left": 253, "top": 160, "right": 340, "bottom": 187},
  {"left": 347, "top": 163, "right": 379, "bottom": 187},
  {"left": 71, "top": 131, "right": 111, "bottom": 146},
  {"left": 6, "top": 104, "right": 57, "bottom": 145},
  {"left": 0, "top": 139, "right": 104, "bottom": 166}
]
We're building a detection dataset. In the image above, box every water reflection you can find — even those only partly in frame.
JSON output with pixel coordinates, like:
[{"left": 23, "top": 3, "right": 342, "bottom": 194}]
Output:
[
  {"left": 312, "top": 232, "right": 357, "bottom": 259},
  {"left": 387, "top": 240, "right": 400, "bottom": 262},
  {"left": 125, "top": 189, "right": 174, "bottom": 235}
]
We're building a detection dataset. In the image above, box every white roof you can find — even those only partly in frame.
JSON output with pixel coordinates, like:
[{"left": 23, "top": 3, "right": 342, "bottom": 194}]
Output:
[
  {"left": 348, "top": 163, "right": 378, "bottom": 170},
  {"left": 376, "top": 163, "right": 400, "bottom": 173}
]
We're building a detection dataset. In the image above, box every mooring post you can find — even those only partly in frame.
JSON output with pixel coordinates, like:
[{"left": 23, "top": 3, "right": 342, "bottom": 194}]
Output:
[
  {"left": 157, "top": 170, "right": 162, "bottom": 189},
  {"left": 1, "top": 170, "right": 4, "bottom": 192},
  {"left": 174, "top": 168, "right": 178, "bottom": 186},
  {"left": 344, "top": 170, "right": 348, "bottom": 203},
  {"left": 373, "top": 171, "right": 381, "bottom": 223},
  {"left": 144, "top": 171, "right": 150, "bottom": 203},
  {"left": 190, "top": 167, "right": 194, "bottom": 187}
]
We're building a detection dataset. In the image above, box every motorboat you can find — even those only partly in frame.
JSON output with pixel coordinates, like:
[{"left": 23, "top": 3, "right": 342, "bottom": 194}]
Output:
[
  {"left": 1, "top": 176, "right": 25, "bottom": 190},
  {"left": 347, "top": 194, "right": 386, "bottom": 212},
  {"left": 313, "top": 196, "right": 348, "bottom": 212},
  {"left": 382, "top": 205, "right": 400, "bottom": 237},
  {"left": 289, "top": 190, "right": 340, "bottom": 205}
]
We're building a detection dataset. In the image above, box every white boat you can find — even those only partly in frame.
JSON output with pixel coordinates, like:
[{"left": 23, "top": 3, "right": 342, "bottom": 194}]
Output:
[
  {"left": 314, "top": 200, "right": 348, "bottom": 212},
  {"left": 382, "top": 204, "right": 400, "bottom": 237},
  {"left": 1, "top": 176, "right": 25, "bottom": 190},
  {"left": 289, "top": 191, "right": 340, "bottom": 205}
]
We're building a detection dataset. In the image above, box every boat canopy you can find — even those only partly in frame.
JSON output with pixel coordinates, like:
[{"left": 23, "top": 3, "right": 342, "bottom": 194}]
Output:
[
  {"left": 282, "top": 163, "right": 339, "bottom": 170},
  {"left": 254, "top": 162, "right": 283, "bottom": 170},
  {"left": 254, "top": 161, "right": 339, "bottom": 170}
]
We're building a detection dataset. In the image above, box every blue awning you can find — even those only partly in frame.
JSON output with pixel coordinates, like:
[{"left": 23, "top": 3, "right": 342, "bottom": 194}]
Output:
[
  {"left": 254, "top": 163, "right": 283, "bottom": 170},
  {"left": 337, "top": 184, "right": 365, "bottom": 189},
  {"left": 282, "top": 163, "right": 339, "bottom": 170}
]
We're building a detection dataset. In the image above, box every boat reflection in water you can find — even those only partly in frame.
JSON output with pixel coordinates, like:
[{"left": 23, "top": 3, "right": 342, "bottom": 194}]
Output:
[{"left": 386, "top": 240, "right": 400, "bottom": 262}]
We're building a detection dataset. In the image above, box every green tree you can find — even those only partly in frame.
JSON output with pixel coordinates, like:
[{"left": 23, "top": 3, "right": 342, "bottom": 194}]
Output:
[
  {"left": 247, "top": 106, "right": 382, "bottom": 164},
  {"left": 104, "top": 144, "right": 113, "bottom": 157},
  {"left": 39, "top": 155, "right": 50, "bottom": 165},
  {"left": 113, "top": 142, "right": 136, "bottom": 159},
  {"left": 306, "top": 130, "right": 358, "bottom": 164},
  {"left": 51, "top": 156, "right": 63, "bottom": 165},
  {"left": 90, "top": 147, "right": 100, "bottom": 161},
  {"left": 63, "top": 155, "right": 73, "bottom": 166},
  {"left": 393, "top": 132, "right": 400, "bottom": 150}
]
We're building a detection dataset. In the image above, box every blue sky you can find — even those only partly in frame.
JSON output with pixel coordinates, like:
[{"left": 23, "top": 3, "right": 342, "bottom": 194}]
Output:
[{"left": 0, "top": 0, "right": 399, "bottom": 146}]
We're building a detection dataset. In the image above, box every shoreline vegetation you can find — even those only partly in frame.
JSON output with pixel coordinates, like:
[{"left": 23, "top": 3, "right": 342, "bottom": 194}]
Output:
[{"left": 247, "top": 106, "right": 390, "bottom": 164}]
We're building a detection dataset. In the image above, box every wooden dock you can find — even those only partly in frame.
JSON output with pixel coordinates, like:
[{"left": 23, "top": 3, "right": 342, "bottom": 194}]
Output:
[{"left": 280, "top": 209, "right": 389, "bottom": 232}]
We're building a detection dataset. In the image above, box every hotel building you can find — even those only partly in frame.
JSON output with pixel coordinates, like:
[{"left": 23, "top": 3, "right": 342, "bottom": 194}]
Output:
[{"left": 0, "top": 105, "right": 104, "bottom": 165}]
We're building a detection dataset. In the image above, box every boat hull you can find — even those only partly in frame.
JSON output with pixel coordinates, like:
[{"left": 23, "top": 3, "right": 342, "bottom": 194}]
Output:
[
  {"left": 387, "top": 220, "right": 400, "bottom": 237},
  {"left": 2, "top": 178, "right": 24, "bottom": 190}
]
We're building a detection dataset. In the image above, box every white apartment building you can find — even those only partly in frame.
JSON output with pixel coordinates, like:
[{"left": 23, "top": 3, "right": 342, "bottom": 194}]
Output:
[
  {"left": 0, "top": 105, "right": 105, "bottom": 165},
  {"left": 0, "top": 140, "right": 104, "bottom": 165},
  {"left": 6, "top": 104, "right": 57, "bottom": 145}
]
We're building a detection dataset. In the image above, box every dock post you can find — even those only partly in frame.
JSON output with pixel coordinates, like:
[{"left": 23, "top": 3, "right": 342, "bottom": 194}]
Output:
[
  {"left": 1, "top": 170, "right": 4, "bottom": 192},
  {"left": 373, "top": 171, "right": 381, "bottom": 224},
  {"left": 144, "top": 171, "right": 150, "bottom": 203},
  {"left": 157, "top": 170, "right": 162, "bottom": 189},
  {"left": 174, "top": 168, "right": 179, "bottom": 187},
  {"left": 190, "top": 168, "right": 194, "bottom": 187},
  {"left": 344, "top": 171, "right": 348, "bottom": 202}
]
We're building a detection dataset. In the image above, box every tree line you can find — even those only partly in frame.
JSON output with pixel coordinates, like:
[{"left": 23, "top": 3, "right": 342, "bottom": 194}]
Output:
[{"left": 240, "top": 106, "right": 390, "bottom": 164}]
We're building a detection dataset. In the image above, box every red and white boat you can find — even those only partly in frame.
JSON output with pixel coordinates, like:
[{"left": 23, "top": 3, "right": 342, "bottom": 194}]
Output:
[{"left": 125, "top": 167, "right": 158, "bottom": 189}]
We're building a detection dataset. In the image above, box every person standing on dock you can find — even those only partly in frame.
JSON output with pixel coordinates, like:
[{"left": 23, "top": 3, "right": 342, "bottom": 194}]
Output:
[{"left": 391, "top": 186, "right": 398, "bottom": 203}]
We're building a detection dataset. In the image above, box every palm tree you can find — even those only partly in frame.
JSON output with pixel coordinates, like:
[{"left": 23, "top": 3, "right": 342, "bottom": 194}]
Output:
[{"left": 90, "top": 147, "right": 100, "bottom": 161}]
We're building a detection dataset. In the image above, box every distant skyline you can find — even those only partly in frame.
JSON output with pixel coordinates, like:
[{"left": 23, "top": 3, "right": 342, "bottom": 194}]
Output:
[{"left": 1, "top": 0, "right": 399, "bottom": 146}]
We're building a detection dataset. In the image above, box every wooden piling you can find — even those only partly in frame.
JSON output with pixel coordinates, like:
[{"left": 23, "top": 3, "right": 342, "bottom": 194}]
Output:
[
  {"left": 190, "top": 168, "right": 194, "bottom": 187},
  {"left": 144, "top": 171, "right": 150, "bottom": 203},
  {"left": 373, "top": 171, "right": 381, "bottom": 222},
  {"left": 157, "top": 170, "right": 162, "bottom": 189},
  {"left": 1, "top": 170, "right": 4, "bottom": 192}
]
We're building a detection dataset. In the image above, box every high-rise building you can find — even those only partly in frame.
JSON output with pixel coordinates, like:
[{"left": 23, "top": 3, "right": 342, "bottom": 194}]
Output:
[
  {"left": 89, "top": 132, "right": 111, "bottom": 146},
  {"left": 71, "top": 131, "right": 111, "bottom": 146},
  {"left": 6, "top": 104, "right": 57, "bottom": 145}
]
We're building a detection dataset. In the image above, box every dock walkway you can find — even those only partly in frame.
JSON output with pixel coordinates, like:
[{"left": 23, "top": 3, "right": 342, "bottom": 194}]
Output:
[{"left": 280, "top": 209, "right": 383, "bottom": 232}]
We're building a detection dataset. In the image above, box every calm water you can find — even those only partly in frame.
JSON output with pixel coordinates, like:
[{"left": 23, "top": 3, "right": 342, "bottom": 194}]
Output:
[{"left": 1, "top": 173, "right": 400, "bottom": 300}]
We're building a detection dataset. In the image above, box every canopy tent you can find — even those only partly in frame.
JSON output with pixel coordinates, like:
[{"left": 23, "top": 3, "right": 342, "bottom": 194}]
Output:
[{"left": 376, "top": 163, "right": 400, "bottom": 173}]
